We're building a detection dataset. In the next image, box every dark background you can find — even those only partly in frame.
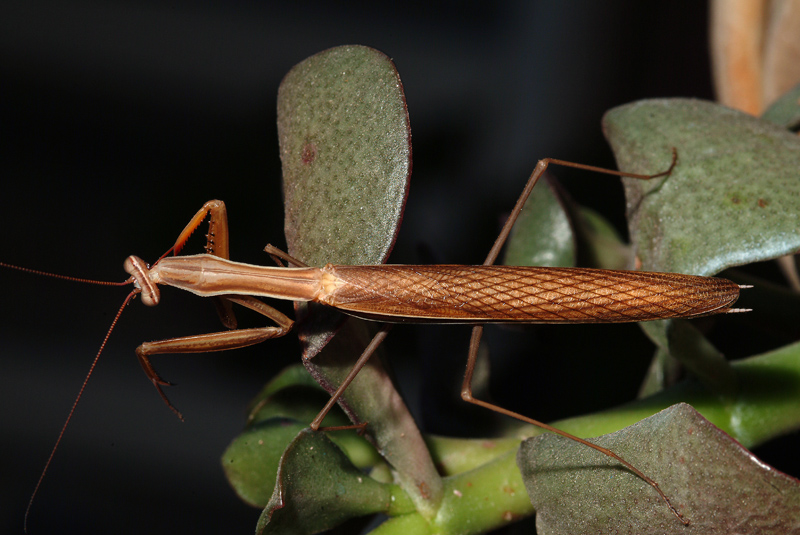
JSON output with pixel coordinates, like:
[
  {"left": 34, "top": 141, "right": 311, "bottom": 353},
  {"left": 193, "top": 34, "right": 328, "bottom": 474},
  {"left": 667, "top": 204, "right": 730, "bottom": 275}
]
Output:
[{"left": 1, "top": 2, "right": 796, "bottom": 534}]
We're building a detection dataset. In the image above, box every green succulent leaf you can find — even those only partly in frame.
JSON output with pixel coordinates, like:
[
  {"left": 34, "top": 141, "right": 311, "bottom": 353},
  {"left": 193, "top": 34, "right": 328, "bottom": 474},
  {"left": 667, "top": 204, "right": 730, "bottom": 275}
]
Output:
[
  {"left": 223, "top": 418, "right": 309, "bottom": 508},
  {"left": 502, "top": 174, "right": 631, "bottom": 271},
  {"left": 604, "top": 98, "right": 800, "bottom": 276},
  {"left": 273, "top": 45, "right": 442, "bottom": 521},
  {"left": 276, "top": 44, "right": 411, "bottom": 358},
  {"left": 277, "top": 44, "right": 411, "bottom": 268},
  {"left": 299, "top": 318, "right": 444, "bottom": 518},
  {"left": 603, "top": 98, "right": 800, "bottom": 392},
  {"left": 504, "top": 175, "right": 575, "bottom": 268},
  {"left": 245, "top": 365, "right": 334, "bottom": 426},
  {"left": 762, "top": 82, "right": 800, "bottom": 130},
  {"left": 518, "top": 403, "right": 800, "bottom": 534},
  {"left": 572, "top": 205, "right": 631, "bottom": 270},
  {"left": 256, "top": 429, "right": 413, "bottom": 535}
]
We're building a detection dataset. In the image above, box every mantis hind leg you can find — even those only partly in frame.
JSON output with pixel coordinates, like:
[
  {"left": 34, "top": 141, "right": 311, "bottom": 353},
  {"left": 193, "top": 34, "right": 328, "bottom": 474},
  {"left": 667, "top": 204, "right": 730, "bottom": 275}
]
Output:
[
  {"left": 459, "top": 151, "right": 687, "bottom": 524},
  {"left": 308, "top": 324, "right": 393, "bottom": 432},
  {"left": 260, "top": 243, "right": 389, "bottom": 433}
]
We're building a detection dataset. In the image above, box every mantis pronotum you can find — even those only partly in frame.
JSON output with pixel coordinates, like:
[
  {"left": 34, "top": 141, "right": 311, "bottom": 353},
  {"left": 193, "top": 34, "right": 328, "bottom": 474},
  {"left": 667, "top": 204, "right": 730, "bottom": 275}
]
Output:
[{"left": 6, "top": 150, "right": 746, "bottom": 528}]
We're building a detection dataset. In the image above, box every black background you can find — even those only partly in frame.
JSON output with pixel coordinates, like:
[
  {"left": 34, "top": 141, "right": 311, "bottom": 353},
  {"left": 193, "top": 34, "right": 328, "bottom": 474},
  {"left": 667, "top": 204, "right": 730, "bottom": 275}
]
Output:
[{"left": 2, "top": 2, "right": 796, "bottom": 534}]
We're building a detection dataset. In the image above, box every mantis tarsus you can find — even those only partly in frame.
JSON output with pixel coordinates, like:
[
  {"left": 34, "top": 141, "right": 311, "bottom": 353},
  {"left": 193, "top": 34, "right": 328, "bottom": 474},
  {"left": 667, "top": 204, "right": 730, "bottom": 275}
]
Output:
[{"left": 7, "top": 149, "right": 747, "bottom": 528}]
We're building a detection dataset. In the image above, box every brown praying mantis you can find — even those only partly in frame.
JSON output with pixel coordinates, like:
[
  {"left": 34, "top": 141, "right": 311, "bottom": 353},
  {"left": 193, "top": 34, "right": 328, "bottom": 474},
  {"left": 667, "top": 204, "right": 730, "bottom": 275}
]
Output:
[{"left": 6, "top": 149, "right": 747, "bottom": 529}]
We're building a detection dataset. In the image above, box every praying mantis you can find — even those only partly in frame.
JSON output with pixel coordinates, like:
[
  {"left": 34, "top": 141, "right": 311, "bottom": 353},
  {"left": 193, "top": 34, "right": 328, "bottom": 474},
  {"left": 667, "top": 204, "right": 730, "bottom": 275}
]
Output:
[{"left": 5, "top": 148, "right": 747, "bottom": 530}]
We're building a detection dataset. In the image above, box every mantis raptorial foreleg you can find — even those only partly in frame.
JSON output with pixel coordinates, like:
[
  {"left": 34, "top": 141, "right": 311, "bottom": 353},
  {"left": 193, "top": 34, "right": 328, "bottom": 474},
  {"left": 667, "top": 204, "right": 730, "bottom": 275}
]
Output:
[{"left": 131, "top": 201, "right": 295, "bottom": 420}]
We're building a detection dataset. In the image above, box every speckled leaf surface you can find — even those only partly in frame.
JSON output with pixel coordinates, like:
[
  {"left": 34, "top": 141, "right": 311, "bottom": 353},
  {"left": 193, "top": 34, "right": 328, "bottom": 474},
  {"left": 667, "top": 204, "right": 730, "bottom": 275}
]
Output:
[
  {"left": 519, "top": 403, "right": 800, "bottom": 534},
  {"left": 277, "top": 44, "right": 411, "bottom": 360},
  {"left": 272, "top": 45, "right": 441, "bottom": 522},
  {"left": 277, "top": 45, "right": 411, "bottom": 267},
  {"left": 603, "top": 98, "right": 800, "bottom": 276}
]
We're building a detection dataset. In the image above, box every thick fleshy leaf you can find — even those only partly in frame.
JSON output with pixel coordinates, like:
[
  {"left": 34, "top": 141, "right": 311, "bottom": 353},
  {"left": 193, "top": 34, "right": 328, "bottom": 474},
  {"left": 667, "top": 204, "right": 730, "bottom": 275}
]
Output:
[
  {"left": 256, "top": 429, "right": 413, "bottom": 535},
  {"left": 242, "top": 363, "right": 383, "bottom": 471},
  {"left": 503, "top": 175, "right": 575, "bottom": 268},
  {"left": 502, "top": 174, "right": 631, "bottom": 271},
  {"left": 761, "top": 82, "right": 800, "bottom": 129},
  {"left": 604, "top": 98, "right": 800, "bottom": 388},
  {"left": 277, "top": 44, "right": 411, "bottom": 267},
  {"left": 300, "top": 318, "right": 444, "bottom": 518},
  {"left": 639, "top": 319, "right": 736, "bottom": 396},
  {"left": 223, "top": 368, "right": 382, "bottom": 508},
  {"left": 519, "top": 403, "right": 800, "bottom": 534},
  {"left": 572, "top": 206, "right": 631, "bottom": 270},
  {"left": 223, "top": 418, "right": 308, "bottom": 507},
  {"left": 274, "top": 45, "right": 442, "bottom": 520},
  {"left": 277, "top": 44, "right": 410, "bottom": 357},
  {"left": 604, "top": 98, "right": 800, "bottom": 276}
]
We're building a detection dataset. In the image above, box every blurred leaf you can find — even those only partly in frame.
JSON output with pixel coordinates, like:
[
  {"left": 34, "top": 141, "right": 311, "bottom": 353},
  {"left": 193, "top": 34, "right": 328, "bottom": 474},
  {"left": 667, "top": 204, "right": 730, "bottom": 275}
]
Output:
[
  {"left": 245, "top": 364, "right": 342, "bottom": 427},
  {"left": 504, "top": 175, "right": 575, "bottom": 268},
  {"left": 519, "top": 403, "right": 800, "bottom": 534},
  {"left": 761, "top": 82, "right": 800, "bottom": 130},
  {"left": 637, "top": 347, "right": 681, "bottom": 398},
  {"left": 640, "top": 319, "right": 736, "bottom": 397},
  {"left": 246, "top": 364, "right": 329, "bottom": 425},
  {"left": 502, "top": 172, "right": 632, "bottom": 271},
  {"left": 604, "top": 98, "right": 800, "bottom": 276},
  {"left": 572, "top": 206, "right": 631, "bottom": 270},
  {"left": 760, "top": 1, "right": 800, "bottom": 109},
  {"left": 241, "top": 362, "right": 386, "bottom": 477},
  {"left": 708, "top": 0, "right": 764, "bottom": 115},
  {"left": 256, "top": 429, "right": 413, "bottom": 535}
]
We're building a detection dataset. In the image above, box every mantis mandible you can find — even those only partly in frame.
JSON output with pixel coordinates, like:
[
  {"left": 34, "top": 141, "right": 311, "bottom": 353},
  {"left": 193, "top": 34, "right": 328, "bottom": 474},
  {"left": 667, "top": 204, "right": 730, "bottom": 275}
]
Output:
[{"left": 7, "top": 149, "right": 746, "bottom": 528}]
